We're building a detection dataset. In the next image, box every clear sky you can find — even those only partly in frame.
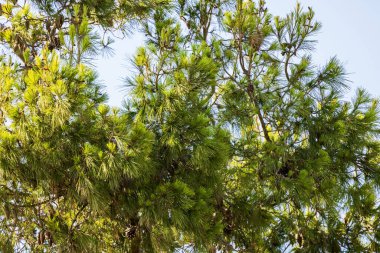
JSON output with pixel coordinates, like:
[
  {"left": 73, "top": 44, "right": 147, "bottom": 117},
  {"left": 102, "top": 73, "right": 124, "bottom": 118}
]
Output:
[{"left": 95, "top": 1, "right": 380, "bottom": 107}]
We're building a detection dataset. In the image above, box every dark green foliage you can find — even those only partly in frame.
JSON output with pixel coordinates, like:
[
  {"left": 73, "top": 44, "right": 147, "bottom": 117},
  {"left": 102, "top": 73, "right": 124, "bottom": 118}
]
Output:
[{"left": 0, "top": 0, "right": 379, "bottom": 252}]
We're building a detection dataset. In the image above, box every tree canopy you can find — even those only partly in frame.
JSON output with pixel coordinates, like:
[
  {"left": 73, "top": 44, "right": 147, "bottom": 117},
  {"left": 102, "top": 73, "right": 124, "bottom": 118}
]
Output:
[{"left": 0, "top": 0, "right": 379, "bottom": 252}]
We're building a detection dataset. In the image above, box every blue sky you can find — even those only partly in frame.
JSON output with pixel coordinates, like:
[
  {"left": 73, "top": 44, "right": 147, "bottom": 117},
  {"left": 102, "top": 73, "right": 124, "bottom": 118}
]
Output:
[{"left": 95, "top": 1, "right": 380, "bottom": 107}]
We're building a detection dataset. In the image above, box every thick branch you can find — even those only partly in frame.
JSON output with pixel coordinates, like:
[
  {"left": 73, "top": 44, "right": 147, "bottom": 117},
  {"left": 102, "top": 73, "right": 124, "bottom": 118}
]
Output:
[{"left": 247, "top": 82, "right": 271, "bottom": 142}]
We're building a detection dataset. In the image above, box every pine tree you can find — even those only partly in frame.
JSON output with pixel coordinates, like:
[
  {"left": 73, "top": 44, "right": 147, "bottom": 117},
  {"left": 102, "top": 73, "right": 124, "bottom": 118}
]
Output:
[
  {"left": 211, "top": 1, "right": 380, "bottom": 251},
  {"left": 0, "top": 0, "right": 379, "bottom": 252},
  {"left": 0, "top": 0, "right": 165, "bottom": 251}
]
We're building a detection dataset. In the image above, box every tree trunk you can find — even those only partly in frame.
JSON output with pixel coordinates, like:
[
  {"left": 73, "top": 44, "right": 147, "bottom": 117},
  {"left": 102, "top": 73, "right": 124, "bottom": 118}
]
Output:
[{"left": 130, "top": 233, "right": 141, "bottom": 253}]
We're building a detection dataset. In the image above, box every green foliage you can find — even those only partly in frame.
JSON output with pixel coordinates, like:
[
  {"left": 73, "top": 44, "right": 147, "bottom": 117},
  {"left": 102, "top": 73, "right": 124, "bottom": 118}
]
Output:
[{"left": 0, "top": 0, "right": 380, "bottom": 252}]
